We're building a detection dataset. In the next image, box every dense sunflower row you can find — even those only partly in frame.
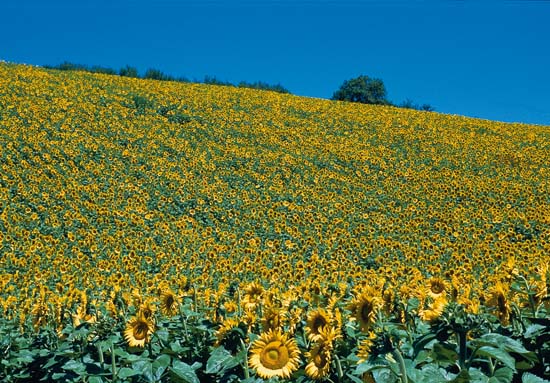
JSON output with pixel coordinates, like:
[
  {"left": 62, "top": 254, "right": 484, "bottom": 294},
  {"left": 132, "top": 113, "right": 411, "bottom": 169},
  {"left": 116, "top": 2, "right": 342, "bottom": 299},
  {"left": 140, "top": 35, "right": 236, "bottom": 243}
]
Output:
[{"left": 0, "top": 62, "right": 549, "bottom": 381}]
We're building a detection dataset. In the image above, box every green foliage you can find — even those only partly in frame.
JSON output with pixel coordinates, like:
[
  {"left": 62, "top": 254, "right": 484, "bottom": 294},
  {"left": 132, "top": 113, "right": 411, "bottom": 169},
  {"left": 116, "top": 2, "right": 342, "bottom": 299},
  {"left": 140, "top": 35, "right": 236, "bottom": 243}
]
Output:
[
  {"left": 119, "top": 65, "right": 139, "bottom": 78},
  {"left": 332, "top": 75, "right": 389, "bottom": 105},
  {"left": 399, "top": 98, "right": 435, "bottom": 111},
  {"left": 144, "top": 68, "right": 175, "bottom": 82},
  {"left": 238, "top": 80, "right": 290, "bottom": 94}
]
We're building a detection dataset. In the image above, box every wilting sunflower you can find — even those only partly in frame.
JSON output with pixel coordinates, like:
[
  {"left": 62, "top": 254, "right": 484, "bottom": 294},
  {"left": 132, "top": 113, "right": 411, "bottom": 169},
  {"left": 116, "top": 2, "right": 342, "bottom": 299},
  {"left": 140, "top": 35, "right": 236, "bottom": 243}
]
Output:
[
  {"left": 349, "top": 289, "right": 382, "bottom": 332},
  {"left": 124, "top": 314, "right": 155, "bottom": 348},
  {"left": 249, "top": 329, "right": 300, "bottom": 379},
  {"left": 305, "top": 340, "right": 333, "bottom": 380},
  {"left": 305, "top": 308, "right": 332, "bottom": 341},
  {"left": 159, "top": 289, "right": 179, "bottom": 317}
]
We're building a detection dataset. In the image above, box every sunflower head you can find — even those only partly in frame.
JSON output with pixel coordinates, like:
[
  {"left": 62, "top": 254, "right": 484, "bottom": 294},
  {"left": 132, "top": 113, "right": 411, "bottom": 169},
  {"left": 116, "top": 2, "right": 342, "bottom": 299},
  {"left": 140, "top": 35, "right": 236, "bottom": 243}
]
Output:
[
  {"left": 427, "top": 277, "right": 447, "bottom": 298},
  {"left": 305, "top": 308, "right": 332, "bottom": 341},
  {"left": 124, "top": 314, "right": 155, "bottom": 348},
  {"left": 215, "top": 317, "right": 247, "bottom": 353},
  {"left": 305, "top": 341, "right": 332, "bottom": 380},
  {"left": 261, "top": 306, "right": 283, "bottom": 332},
  {"left": 486, "top": 281, "right": 512, "bottom": 325},
  {"left": 349, "top": 290, "right": 382, "bottom": 332},
  {"left": 249, "top": 329, "right": 301, "bottom": 379},
  {"left": 242, "top": 282, "right": 263, "bottom": 312},
  {"left": 357, "top": 331, "right": 377, "bottom": 363},
  {"left": 160, "top": 289, "right": 179, "bottom": 317},
  {"left": 138, "top": 300, "right": 156, "bottom": 321},
  {"left": 419, "top": 296, "right": 447, "bottom": 323}
]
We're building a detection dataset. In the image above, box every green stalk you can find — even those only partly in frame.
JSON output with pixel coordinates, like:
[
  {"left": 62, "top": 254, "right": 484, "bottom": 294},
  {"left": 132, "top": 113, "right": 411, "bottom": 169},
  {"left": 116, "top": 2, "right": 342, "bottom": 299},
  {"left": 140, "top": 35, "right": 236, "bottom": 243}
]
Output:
[
  {"left": 110, "top": 343, "right": 117, "bottom": 380},
  {"left": 334, "top": 354, "right": 344, "bottom": 382},
  {"left": 391, "top": 348, "right": 408, "bottom": 383},
  {"left": 457, "top": 330, "right": 467, "bottom": 371},
  {"left": 97, "top": 343, "right": 104, "bottom": 369},
  {"left": 240, "top": 338, "right": 250, "bottom": 379}
]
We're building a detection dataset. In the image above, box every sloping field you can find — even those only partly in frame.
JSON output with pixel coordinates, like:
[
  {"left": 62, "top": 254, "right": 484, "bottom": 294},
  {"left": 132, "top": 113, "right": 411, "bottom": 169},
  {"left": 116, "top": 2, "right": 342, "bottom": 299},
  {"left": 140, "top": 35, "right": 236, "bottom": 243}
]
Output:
[{"left": 0, "top": 62, "right": 548, "bottom": 382}]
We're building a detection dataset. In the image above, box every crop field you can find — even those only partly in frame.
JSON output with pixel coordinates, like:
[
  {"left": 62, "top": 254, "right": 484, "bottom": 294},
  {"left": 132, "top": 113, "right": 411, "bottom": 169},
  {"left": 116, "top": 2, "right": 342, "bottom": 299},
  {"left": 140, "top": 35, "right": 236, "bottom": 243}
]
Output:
[{"left": 0, "top": 62, "right": 549, "bottom": 382}]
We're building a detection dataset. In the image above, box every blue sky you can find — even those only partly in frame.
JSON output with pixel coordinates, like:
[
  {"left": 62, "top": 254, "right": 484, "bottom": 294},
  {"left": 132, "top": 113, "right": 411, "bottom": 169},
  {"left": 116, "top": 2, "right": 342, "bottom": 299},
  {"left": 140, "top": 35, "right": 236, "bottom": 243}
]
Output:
[{"left": 2, "top": 0, "right": 549, "bottom": 125}]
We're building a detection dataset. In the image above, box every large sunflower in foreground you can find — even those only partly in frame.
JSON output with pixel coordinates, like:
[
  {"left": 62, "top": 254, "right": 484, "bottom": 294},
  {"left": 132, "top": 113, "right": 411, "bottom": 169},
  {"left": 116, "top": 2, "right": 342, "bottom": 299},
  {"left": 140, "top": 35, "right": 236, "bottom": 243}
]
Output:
[
  {"left": 124, "top": 315, "right": 155, "bottom": 348},
  {"left": 249, "top": 329, "right": 301, "bottom": 379}
]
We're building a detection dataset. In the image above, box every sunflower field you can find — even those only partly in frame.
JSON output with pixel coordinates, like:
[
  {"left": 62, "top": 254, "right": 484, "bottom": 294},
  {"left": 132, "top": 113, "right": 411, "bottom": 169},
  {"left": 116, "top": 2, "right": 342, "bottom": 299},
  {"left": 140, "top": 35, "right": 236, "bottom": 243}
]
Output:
[{"left": 0, "top": 62, "right": 549, "bottom": 382}]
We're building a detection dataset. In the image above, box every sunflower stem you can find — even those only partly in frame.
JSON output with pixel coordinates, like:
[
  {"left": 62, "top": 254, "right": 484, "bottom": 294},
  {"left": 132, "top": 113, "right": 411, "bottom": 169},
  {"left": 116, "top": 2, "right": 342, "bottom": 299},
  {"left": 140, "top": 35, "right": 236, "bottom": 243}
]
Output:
[
  {"left": 391, "top": 348, "right": 408, "bottom": 383},
  {"left": 334, "top": 354, "right": 343, "bottom": 381},
  {"left": 237, "top": 288, "right": 243, "bottom": 318},
  {"left": 97, "top": 343, "right": 104, "bottom": 369},
  {"left": 110, "top": 342, "right": 117, "bottom": 380},
  {"left": 240, "top": 338, "right": 250, "bottom": 379}
]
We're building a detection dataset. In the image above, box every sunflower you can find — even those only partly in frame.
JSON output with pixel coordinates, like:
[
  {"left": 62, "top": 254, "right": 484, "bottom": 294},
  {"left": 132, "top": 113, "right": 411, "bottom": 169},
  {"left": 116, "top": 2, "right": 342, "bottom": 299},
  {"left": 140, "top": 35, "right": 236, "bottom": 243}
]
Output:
[
  {"left": 305, "top": 340, "right": 332, "bottom": 380},
  {"left": 427, "top": 277, "right": 447, "bottom": 299},
  {"left": 249, "top": 329, "right": 300, "bottom": 379},
  {"left": 261, "top": 305, "right": 283, "bottom": 332},
  {"left": 349, "top": 289, "right": 382, "bottom": 332},
  {"left": 124, "top": 314, "right": 155, "bottom": 348},
  {"left": 357, "top": 331, "right": 377, "bottom": 363},
  {"left": 72, "top": 304, "right": 97, "bottom": 327},
  {"left": 159, "top": 289, "right": 179, "bottom": 317},
  {"left": 242, "top": 282, "right": 263, "bottom": 312},
  {"left": 215, "top": 317, "right": 246, "bottom": 352},
  {"left": 305, "top": 308, "right": 332, "bottom": 341},
  {"left": 419, "top": 296, "right": 447, "bottom": 323},
  {"left": 486, "top": 281, "right": 512, "bottom": 326},
  {"left": 138, "top": 300, "right": 156, "bottom": 321}
]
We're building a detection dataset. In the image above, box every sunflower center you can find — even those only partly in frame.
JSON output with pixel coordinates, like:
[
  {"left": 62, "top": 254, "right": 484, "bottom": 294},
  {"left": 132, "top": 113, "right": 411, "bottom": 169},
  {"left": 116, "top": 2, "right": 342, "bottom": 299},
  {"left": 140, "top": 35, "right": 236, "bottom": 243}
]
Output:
[
  {"left": 313, "top": 316, "right": 327, "bottom": 333},
  {"left": 133, "top": 322, "right": 149, "bottom": 340},
  {"left": 165, "top": 295, "right": 174, "bottom": 307},
  {"left": 313, "top": 349, "right": 328, "bottom": 367},
  {"left": 431, "top": 282, "right": 445, "bottom": 294},
  {"left": 260, "top": 341, "right": 289, "bottom": 370},
  {"left": 360, "top": 302, "right": 373, "bottom": 321}
]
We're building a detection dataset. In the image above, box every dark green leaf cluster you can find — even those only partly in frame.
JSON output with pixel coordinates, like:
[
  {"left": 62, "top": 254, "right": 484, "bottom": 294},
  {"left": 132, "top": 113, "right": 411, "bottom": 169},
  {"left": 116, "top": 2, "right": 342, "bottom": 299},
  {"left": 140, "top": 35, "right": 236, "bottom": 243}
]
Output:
[
  {"left": 332, "top": 75, "right": 389, "bottom": 105},
  {"left": 42, "top": 62, "right": 289, "bottom": 94}
]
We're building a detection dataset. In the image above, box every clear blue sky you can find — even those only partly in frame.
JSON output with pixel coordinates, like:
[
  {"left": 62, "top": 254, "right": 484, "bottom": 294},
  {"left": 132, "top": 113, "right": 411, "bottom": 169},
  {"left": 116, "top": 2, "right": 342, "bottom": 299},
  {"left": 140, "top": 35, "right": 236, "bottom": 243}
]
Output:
[{"left": 2, "top": 0, "right": 549, "bottom": 125}]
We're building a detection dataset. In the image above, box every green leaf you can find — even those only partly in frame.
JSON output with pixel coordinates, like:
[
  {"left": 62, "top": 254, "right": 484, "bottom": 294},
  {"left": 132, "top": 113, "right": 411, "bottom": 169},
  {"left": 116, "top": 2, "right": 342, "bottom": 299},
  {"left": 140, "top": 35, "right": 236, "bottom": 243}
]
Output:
[
  {"left": 153, "top": 354, "right": 172, "bottom": 380},
  {"left": 475, "top": 346, "right": 516, "bottom": 372},
  {"left": 413, "top": 332, "right": 437, "bottom": 357},
  {"left": 206, "top": 346, "right": 240, "bottom": 375},
  {"left": 62, "top": 359, "right": 86, "bottom": 374},
  {"left": 488, "top": 367, "right": 513, "bottom": 383},
  {"left": 477, "top": 333, "right": 530, "bottom": 355},
  {"left": 522, "top": 372, "right": 550, "bottom": 383},
  {"left": 133, "top": 360, "right": 154, "bottom": 382},
  {"left": 117, "top": 367, "right": 141, "bottom": 379},
  {"left": 170, "top": 359, "right": 200, "bottom": 383},
  {"left": 355, "top": 360, "right": 388, "bottom": 375},
  {"left": 345, "top": 373, "right": 365, "bottom": 383},
  {"left": 88, "top": 377, "right": 104, "bottom": 383},
  {"left": 154, "top": 354, "right": 172, "bottom": 369},
  {"left": 524, "top": 324, "right": 546, "bottom": 339},
  {"left": 432, "top": 342, "right": 459, "bottom": 365}
]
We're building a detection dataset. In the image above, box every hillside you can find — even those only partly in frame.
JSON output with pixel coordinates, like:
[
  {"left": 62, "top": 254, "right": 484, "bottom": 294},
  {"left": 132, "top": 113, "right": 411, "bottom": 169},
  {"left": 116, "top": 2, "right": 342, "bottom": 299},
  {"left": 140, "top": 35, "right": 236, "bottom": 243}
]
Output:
[{"left": 0, "top": 62, "right": 549, "bottom": 382}]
